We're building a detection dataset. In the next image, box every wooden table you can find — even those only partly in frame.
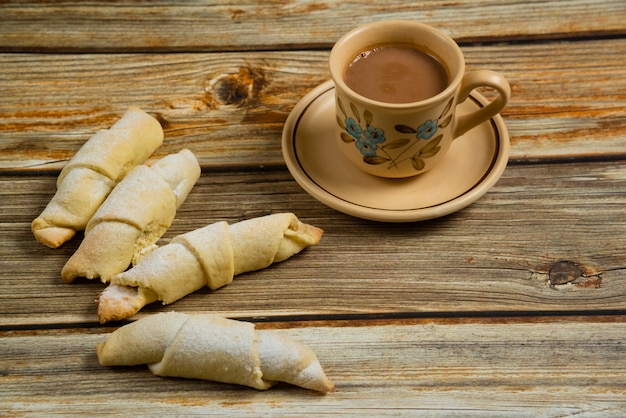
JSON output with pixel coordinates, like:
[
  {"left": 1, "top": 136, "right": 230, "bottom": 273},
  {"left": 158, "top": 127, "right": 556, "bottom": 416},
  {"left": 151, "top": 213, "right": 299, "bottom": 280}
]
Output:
[{"left": 2, "top": 1, "right": 625, "bottom": 415}]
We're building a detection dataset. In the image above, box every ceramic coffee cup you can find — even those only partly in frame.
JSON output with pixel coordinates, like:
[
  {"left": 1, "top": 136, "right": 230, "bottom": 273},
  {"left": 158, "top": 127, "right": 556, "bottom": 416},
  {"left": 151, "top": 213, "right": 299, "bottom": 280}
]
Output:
[{"left": 330, "top": 20, "right": 511, "bottom": 178}]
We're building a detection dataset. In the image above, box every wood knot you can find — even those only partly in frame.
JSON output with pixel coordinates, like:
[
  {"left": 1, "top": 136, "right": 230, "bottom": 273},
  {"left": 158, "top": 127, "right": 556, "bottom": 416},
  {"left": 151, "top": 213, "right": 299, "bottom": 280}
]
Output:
[
  {"left": 547, "top": 260, "right": 602, "bottom": 289},
  {"left": 548, "top": 261, "right": 583, "bottom": 286},
  {"left": 208, "top": 67, "right": 267, "bottom": 106}
]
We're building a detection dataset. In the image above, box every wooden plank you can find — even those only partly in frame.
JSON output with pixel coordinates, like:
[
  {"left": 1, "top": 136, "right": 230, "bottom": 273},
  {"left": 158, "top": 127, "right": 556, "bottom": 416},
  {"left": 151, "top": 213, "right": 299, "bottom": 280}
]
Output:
[
  {"left": 2, "top": 318, "right": 625, "bottom": 415},
  {"left": 2, "top": 161, "right": 625, "bottom": 326},
  {"left": 1, "top": 0, "right": 625, "bottom": 52},
  {"left": 1, "top": 38, "right": 625, "bottom": 170}
]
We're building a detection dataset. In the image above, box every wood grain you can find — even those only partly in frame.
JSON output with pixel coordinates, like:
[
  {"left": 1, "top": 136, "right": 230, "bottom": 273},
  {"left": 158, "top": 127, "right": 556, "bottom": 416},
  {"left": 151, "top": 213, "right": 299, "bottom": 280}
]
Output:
[
  {"left": 1, "top": 0, "right": 625, "bottom": 413},
  {"left": 1, "top": 38, "right": 625, "bottom": 171},
  {"left": 3, "top": 318, "right": 625, "bottom": 415},
  {"left": 2, "top": 161, "right": 625, "bottom": 326},
  {"left": 1, "top": 0, "right": 625, "bottom": 52}
]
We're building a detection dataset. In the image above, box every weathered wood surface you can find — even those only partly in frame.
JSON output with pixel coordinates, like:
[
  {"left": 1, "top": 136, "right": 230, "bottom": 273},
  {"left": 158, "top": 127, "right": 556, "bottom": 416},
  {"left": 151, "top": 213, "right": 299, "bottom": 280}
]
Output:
[
  {"left": 2, "top": 161, "right": 626, "bottom": 326},
  {"left": 1, "top": 0, "right": 625, "bottom": 52},
  {"left": 1, "top": 0, "right": 625, "bottom": 415},
  {"left": 3, "top": 318, "right": 625, "bottom": 415},
  {"left": 2, "top": 38, "right": 626, "bottom": 170}
]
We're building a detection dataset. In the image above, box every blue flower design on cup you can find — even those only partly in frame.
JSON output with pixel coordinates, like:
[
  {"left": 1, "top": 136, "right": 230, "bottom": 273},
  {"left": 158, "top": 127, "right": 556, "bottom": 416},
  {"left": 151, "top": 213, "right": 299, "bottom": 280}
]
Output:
[
  {"left": 341, "top": 116, "right": 386, "bottom": 157},
  {"left": 336, "top": 96, "right": 455, "bottom": 172},
  {"left": 352, "top": 125, "right": 386, "bottom": 157},
  {"left": 345, "top": 117, "right": 362, "bottom": 139},
  {"left": 416, "top": 119, "right": 438, "bottom": 140}
]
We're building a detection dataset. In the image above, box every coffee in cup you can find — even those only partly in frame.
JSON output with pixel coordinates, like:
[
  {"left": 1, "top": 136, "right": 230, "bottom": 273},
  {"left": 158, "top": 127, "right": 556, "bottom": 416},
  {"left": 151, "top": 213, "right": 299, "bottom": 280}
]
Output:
[
  {"left": 329, "top": 20, "right": 511, "bottom": 178},
  {"left": 344, "top": 44, "right": 449, "bottom": 104}
]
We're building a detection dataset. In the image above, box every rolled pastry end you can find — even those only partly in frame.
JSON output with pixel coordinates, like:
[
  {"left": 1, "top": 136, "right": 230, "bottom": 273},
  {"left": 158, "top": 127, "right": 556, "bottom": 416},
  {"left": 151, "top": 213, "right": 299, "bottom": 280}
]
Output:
[
  {"left": 96, "top": 285, "right": 156, "bottom": 324},
  {"left": 257, "top": 329, "right": 334, "bottom": 393},
  {"left": 294, "top": 220, "right": 324, "bottom": 245},
  {"left": 273, "top": 216, "right": 324, "bottom": 263},
  {"left": 295, "top": 359, "right": 335, "bottom": 393},
  {"left": 31, "top": 219, "right": 76, "bottom": 249}
]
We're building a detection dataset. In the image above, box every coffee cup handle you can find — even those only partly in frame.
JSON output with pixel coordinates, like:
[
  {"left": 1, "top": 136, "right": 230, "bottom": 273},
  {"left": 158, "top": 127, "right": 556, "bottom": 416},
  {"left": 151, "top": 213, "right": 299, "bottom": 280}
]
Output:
[{"left": 453, "top": 70, "right": 511, "bottom": 138}]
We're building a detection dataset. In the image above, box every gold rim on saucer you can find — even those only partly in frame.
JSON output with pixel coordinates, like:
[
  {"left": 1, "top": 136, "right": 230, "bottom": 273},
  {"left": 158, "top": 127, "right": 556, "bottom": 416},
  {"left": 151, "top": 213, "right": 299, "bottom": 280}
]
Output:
[{"left": 281, "top": 80, "right": 510, "bottom": 222}]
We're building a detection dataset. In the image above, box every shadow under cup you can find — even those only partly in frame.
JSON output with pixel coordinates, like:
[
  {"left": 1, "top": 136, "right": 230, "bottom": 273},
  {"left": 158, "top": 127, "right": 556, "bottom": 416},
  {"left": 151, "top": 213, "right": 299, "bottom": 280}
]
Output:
[{"left": 329, "top": 21, "right": 470, "bottom": 178}]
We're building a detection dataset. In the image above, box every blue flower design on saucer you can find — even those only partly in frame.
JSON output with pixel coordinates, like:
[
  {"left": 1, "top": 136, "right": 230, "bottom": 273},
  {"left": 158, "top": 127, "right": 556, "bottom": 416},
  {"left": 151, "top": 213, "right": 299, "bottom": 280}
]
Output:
[{"left": 336, "top": 96, "right": 455, "bottom": 172}]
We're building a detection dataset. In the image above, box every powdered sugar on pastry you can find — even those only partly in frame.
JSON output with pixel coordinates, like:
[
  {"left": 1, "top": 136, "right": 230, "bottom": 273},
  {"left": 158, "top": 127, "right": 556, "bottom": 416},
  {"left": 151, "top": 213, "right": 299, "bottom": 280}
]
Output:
[
  {"left": 96, "top": 213, "right": 323, "bottom": 323},
  {"left": 96, "top": 312, "right": 333, "bottom": 392},
  {"left": 62, "top": 149, "right": 200, "bottom": 283},
  {"left": 32, "top": 107, "right": 163, "bottom": 248}
]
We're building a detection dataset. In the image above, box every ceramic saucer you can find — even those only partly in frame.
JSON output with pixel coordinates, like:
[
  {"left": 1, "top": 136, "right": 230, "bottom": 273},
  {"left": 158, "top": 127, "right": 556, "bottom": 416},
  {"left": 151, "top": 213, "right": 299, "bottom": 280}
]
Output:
[{"left": 281, "top": 80, "right": 510, "bottom": 222}]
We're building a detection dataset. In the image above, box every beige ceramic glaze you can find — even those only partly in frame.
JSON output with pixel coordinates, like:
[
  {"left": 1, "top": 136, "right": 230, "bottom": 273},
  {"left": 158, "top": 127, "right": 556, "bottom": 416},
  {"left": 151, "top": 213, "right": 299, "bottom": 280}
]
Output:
[
  {"left": 281, "top": 81, "right": 510, "bottom": 222},
  {"left": 329, "top": 20, "right": 510, "bottom": 178}
]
